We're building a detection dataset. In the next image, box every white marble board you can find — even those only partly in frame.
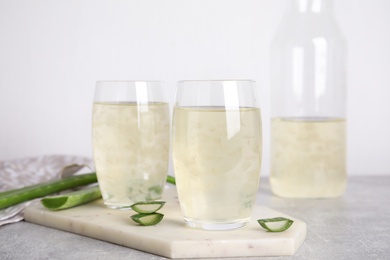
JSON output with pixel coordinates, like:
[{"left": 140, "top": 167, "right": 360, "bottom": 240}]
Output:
[{"left": 24, "top": 186, "right": 306, "bottom": 258}]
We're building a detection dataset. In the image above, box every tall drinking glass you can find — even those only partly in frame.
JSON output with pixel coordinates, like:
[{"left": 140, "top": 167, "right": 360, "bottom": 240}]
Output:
[
  {"left": 92, "top": 81, "right": 170, "bottom": 209},
  {"left": 172, "top": 80, "right": 262, "bottom": 230}
]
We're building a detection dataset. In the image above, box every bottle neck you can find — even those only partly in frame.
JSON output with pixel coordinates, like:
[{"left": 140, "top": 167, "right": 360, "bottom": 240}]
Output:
[{"left": 291, "top": 0, "right": 333, "bottom": 14}]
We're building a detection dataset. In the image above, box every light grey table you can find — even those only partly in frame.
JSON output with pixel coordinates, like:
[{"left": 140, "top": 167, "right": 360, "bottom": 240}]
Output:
[{"left": 1, "top": 176, "right": 389, "bottom": 260}]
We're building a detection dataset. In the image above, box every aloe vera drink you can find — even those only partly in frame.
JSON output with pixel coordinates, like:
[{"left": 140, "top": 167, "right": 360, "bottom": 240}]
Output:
[
  {"left": 92, "top": 102, "right": 170, "bottom": 209},
  {"left": 172, "top": 106, "right": 262, "bottom": 230}
]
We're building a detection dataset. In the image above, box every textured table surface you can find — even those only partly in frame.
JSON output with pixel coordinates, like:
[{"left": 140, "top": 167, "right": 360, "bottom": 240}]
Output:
[{"left": 1, "top": 176, "right": 389, "bottom": 260}]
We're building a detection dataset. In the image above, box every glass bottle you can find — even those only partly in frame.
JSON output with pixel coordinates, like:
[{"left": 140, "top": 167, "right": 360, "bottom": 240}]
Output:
[{"left": 270, "top": 0, "right": 347, "bottom": 198}]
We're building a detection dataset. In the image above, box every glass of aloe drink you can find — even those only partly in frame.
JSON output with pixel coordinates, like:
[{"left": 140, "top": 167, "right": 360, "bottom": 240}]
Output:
[
  {"left": 92, "top": 81, "right": 170, "bottom": 209},
  {"left": 172, "top": 80, "right": 262, "bottom": 230}
]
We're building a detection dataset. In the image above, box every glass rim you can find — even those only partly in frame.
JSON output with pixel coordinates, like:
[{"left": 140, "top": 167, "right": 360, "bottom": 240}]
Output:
[
  {"left": 177, "top": 79, "right": 256, "bottom": 84},
  {"left": 96, "top": 80, "right": 164, "bottom": 84}
]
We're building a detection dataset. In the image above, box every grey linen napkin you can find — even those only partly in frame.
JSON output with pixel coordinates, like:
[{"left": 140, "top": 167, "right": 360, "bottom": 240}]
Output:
[{"left": 0, "top": 155, "right": 94, "bottom": 226}]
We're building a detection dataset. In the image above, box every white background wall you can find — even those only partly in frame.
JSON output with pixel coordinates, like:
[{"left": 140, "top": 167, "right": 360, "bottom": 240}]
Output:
[{"left": 0, "top": 0, "right": 389, "bottom": 176}]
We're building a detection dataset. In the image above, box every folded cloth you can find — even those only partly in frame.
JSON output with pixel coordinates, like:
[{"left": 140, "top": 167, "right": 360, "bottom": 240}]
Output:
[{"left": 0, "top": 155, "right": 94, "bottom": 226}]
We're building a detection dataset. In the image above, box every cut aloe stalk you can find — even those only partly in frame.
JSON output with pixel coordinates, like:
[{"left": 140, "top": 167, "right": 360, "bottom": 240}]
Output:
[
  {"left": 166, "top": 175, "right": 176, "bottom": 185},
  {"left": 1, "top": 174, "right": 176, "bottom": 211},
  {"left": 130, "top": 201, "right": 166, "bottom": 214},
  {"left": 257, "top": 217, "right": 294, "bottom": 232},
  {"left": 41, "top": 186, "right": 102, "bottom": 210},
  {"left": 0, "top": 182, "right": 46, "bottom": 197},
  {"left": 0, "top": 173, "right": 98, "bottom": 210},
  {"left": 131, "top": 213, "right": 164, "bottom": 226}
]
